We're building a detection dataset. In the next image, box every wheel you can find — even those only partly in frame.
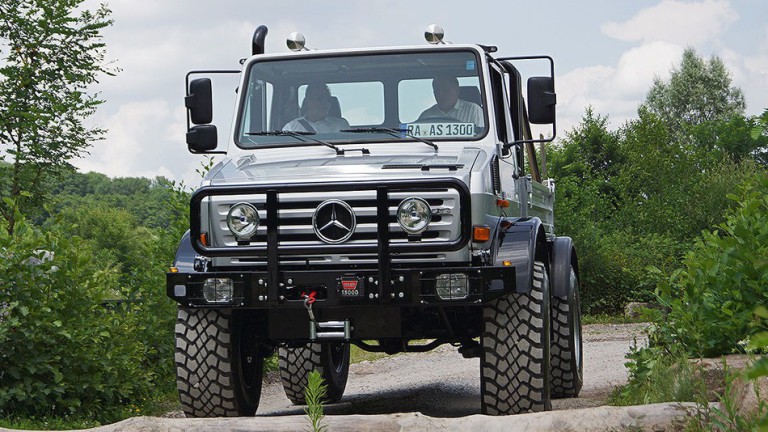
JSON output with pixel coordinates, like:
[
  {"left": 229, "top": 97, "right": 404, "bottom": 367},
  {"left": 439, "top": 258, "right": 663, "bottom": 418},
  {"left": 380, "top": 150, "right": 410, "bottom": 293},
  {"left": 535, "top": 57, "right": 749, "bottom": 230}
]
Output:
[
  {"left": 174, "top": 307, "right": 263, "bottom": 417},
  {"left": 481, "top": 261, "right": 551, "bottom": 415},
  {"left": 278, "top": 342, "right": 350, "bottom": 404},
  {"left": 550, "top": 265, "right": 583, "bottom": 398}
]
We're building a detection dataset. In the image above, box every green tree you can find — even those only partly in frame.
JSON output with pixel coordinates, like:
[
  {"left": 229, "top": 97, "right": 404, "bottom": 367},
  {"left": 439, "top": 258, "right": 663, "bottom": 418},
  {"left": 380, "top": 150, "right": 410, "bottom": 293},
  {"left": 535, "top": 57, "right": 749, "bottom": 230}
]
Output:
[
  {"left": 0, "top": 0, "right": 116, "bottom": 235},
  {"left": 641, "top": 48, "right": 745, "bottom": 136}
]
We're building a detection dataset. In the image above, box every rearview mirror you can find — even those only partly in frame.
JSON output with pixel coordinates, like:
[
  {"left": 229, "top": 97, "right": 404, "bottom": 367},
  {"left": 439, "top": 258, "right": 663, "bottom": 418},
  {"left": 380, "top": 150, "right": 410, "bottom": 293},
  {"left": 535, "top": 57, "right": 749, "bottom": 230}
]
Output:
[
  {"left": 527, "top": 77, "right": 556, "bottom": 125},
  {"left": 187, "top": 125, "right": 218, "bottom": 153},
  {"left": 185, "top": 78, "right": 213, "bottom": 125}
]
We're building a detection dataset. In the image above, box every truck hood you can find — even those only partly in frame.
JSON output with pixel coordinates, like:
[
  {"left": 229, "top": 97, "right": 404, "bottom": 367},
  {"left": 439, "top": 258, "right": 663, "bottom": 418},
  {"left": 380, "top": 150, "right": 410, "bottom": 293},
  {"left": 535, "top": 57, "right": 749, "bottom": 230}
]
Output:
[{"left": 204, "top": 147, "right": 484, "bottom": 186}]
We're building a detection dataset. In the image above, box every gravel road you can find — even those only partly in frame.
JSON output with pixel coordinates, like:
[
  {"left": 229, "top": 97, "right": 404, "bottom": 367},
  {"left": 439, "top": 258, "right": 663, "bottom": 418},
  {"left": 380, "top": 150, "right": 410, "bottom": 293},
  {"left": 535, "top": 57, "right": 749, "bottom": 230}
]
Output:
[
  {"left": 82, "top": 323, "right": 662, "bottom": 432},
  {"left": 255, "top": 323, "right": 648, "bottom": 417}
]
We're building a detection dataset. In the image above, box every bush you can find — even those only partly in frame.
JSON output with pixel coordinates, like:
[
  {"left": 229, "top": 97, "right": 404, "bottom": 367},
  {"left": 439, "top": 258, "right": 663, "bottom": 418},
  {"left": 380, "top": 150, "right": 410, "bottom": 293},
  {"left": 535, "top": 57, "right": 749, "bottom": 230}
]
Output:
[
  {"left": 0, "top": 183, "right": 185, "bottom": 420},
  {"left": 610, "top": 344, "right": 707, "bottom": 406},
  {"left": 653, "top": 172, "right": 768, "bottom": 357},
  {"left": 0, "top": 220, "right": 155, "bottom": 417}
]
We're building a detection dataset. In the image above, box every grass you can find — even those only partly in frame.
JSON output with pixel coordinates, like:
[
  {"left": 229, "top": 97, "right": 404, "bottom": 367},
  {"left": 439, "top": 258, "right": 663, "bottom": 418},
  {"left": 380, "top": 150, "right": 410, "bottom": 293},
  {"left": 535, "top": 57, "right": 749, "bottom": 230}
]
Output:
[
  {"left": 608, "top": 349, "right": 710, "bottom": 407},
  {"left": 351, "top": 344, "right": 390, "bottom": 363},
  {"left": 583, "top": 312, "right": 650, "bottom": 325},
  {"left": 609, "top": 348, "right": 768, "bottom": 431},
  {"left": 0, "top": 391, "right": 180, "bottom": 431}
]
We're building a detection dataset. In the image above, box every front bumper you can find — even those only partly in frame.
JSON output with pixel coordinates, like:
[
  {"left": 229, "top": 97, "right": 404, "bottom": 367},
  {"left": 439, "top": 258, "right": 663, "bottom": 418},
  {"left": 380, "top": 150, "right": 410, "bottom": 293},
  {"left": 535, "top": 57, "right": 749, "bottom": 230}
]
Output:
[{"left": 166, "top": 264, "right": 516, "bottom": 308}]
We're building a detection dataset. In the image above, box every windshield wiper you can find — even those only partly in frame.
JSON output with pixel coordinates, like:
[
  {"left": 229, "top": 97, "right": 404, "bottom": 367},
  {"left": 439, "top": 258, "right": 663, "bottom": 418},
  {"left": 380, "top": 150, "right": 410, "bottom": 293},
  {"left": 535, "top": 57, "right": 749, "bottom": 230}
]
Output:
[
  {"left": 342, "top": 127, "right": 438, "bottom": 152},
  {"left": 247, "top": 130, "right": 344, "bottom": 155}
]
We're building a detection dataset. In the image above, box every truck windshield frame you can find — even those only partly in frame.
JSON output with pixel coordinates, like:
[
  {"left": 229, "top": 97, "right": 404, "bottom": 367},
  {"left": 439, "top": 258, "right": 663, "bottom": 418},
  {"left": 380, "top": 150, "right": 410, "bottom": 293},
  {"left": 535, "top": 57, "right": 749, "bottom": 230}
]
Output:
[{"left": 234, "top": 48, "right": 489, "bottom": 149}]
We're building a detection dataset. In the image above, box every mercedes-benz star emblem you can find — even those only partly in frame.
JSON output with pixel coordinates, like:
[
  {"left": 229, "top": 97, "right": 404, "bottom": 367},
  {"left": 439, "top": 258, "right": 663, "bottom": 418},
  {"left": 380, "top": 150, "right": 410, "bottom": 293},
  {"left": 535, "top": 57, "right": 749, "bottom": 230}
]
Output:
[{"left": 312, "top": 199, "right": 356, "bottom": 244}]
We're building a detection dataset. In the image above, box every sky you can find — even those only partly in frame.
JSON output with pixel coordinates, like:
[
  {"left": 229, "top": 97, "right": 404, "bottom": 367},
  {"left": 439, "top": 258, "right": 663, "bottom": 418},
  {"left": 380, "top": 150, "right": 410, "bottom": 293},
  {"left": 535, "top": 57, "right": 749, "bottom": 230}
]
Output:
[{"left": 72, "top": 0, "right": 768, "bottom": 185}]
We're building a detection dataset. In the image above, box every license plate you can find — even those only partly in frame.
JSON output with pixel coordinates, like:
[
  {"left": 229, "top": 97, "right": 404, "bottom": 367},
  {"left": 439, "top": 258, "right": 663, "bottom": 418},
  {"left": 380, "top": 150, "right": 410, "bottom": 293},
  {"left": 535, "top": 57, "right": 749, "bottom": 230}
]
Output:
[{"left": 404, "top": 122, "right": 475, "bottom": 138}]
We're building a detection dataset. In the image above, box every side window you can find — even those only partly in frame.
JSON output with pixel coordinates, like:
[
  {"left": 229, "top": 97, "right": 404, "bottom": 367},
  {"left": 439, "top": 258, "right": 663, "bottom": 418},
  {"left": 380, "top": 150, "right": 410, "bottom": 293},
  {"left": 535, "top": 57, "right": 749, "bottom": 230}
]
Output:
[{"left": 298, "top": 82, "right": 385, "bottom": 126}]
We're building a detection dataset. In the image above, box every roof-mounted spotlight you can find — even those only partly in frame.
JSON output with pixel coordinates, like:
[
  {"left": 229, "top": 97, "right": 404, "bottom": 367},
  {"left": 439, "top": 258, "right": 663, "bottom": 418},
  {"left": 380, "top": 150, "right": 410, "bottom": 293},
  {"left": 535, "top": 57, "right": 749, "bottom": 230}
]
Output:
[
  {"left": 287, "top": 32, "right": 308, "bottom": 51},
  {"left": 424, "top": 24, "right": 445, "bottom": 44}
]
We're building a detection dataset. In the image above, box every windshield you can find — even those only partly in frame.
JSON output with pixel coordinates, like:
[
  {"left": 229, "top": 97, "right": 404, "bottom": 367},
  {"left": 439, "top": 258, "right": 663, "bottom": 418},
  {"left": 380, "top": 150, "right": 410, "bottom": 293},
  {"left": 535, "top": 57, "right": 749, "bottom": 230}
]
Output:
[{"left": 236, "top": 49, "right": 487, "bottom": 149}]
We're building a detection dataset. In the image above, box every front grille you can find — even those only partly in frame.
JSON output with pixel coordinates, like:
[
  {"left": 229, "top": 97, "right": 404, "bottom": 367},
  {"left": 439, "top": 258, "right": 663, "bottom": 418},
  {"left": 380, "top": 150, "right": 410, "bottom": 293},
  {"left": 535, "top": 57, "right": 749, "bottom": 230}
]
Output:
[
  {"left": 190, "top": 179, "right": 471, "bottom": 259},
  {"left": 214, "top": 191, "right": 453, "bottom": 247}
]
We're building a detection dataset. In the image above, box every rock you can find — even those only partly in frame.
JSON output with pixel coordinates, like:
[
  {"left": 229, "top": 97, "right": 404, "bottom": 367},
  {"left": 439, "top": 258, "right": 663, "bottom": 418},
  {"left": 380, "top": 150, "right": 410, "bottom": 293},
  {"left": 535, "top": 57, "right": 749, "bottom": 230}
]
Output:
[
  {"left": 78, "top": 403, "right": 711, "bottom": 432},
  {"left": 624, "top": 302, "right": 666, "bottom": 319}
]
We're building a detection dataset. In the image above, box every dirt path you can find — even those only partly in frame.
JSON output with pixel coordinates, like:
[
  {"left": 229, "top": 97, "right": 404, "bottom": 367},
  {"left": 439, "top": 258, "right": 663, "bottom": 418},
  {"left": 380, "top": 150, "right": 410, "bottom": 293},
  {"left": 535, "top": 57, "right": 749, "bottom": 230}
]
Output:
[
  {"left": 82, "top": 323, "right": 672, "bottom": 432},
  {"left": 254, "top": 323, "right": 648, "bottom": 417}
]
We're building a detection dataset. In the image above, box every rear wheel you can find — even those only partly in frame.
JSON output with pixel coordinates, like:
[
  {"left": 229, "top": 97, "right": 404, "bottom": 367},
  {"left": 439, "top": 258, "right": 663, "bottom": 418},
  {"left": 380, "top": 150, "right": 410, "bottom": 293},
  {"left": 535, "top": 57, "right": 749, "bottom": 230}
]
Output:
[
  {"left": 481, "top": 261, "right": 551, "bottom": 415},
  {"left": 174, "top": 307, "right": 263, "bottom": 417},
  {"left": 278, "top": 342, "right": 350, "bottom": 404},
  {"left": 550, "top": 265, "right": 583, "bottom": 398}
]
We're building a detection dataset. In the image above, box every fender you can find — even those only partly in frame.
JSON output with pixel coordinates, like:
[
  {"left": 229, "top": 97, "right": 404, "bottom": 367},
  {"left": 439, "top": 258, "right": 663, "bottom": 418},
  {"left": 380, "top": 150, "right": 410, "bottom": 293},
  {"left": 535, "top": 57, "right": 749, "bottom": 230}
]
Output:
[
  {"left": 172, "top": 230, "right": 199, "bottom": 273},
  {"left": 493, "top": 217, "right": 548, "bottom": 294},
  {"left": 550, "top": 236, "right": 578, "bottom": 298}
]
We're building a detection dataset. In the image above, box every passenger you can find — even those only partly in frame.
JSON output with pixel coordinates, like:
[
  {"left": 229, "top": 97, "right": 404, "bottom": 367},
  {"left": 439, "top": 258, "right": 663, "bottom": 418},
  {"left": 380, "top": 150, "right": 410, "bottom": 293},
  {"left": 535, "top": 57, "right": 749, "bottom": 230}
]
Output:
[
  {"left": 283, "top": 83, "right": 350, "bottom": 133},
  {"left": 418, "top": 75, "right": 484, "bottom": 127}
]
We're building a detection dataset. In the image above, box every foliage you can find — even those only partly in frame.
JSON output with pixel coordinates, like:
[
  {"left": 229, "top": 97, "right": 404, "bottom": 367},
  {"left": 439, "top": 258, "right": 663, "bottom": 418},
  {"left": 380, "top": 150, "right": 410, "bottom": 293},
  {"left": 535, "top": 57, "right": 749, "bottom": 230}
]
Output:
[
  {"left": 641, "top": 48, "right": 745, "bottom": 135},
  {"left": 651, "top": 173, "right": 768, "bottom": 357},
  {"left": 692, "top": 365, "right": 768, "bottom": 432},
  {"left": 0, "top": 219, "right": 153, "bottom": 417},
  {"left": 746, "top": 307, "right": 768, "bottom": 431},
  {"left": 0, "top": 181, "right": 187, "bottom": 421},
  {"left": 304, "top": 370, "right": 328, "bottom": 432},
  {"left": 614, "top": 172, "right": 768, "bottom": 430},
  {"left": 548, "top": 107, "right": 755, "bottom": 313},
  {"left": 0, "top": 0, "right": 117, "bottom": 235},
  {"left": 609, "top": 343, "right": 707, "bottom": 406}
]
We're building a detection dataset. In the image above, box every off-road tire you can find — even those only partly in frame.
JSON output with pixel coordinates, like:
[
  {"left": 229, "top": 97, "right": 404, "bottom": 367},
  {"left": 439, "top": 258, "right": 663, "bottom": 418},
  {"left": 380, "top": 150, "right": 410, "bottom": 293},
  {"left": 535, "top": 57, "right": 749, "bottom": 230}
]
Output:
[
  {"left": 278, "top": 342, "right": 350, "bottom": 404},
  {"left": 175, "top": 307, "right": 263, "bottom": 417},
  {"left": 550, "top": 265, "right": 583, "bottom": 398},
  {"left": 481, "top": 261, "right": 551, "bottom": 415}
]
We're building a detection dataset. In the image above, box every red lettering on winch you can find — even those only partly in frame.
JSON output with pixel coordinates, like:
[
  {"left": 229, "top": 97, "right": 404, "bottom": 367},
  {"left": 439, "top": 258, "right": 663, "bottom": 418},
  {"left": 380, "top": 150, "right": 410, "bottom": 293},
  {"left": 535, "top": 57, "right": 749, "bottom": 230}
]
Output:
[{"left": 341, "top": 280, "right": 358, "bottom": 290}]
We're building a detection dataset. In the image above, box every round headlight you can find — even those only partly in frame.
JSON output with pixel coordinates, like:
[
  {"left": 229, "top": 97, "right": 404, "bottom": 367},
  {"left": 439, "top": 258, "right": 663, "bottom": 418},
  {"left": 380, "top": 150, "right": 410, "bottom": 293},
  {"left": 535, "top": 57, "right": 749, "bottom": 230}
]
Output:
[
  {"left": 397, "top": 197, "right": 432, "bottom": 234},
  {"left": 227, "top": 203, "right": 260, "bottom": 239}
]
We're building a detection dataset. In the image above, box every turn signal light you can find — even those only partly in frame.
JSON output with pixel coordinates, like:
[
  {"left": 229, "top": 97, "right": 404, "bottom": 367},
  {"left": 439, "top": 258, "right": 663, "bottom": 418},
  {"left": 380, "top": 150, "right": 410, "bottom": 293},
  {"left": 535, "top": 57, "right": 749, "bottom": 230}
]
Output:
[
  {"left": 200, "top": 232, "right": 209, "bottom": 246},
  {"left": 473, "top": 225, "right": 491, "bottom": 242},
  {"left": 496, "top": 199, "right": 510, "bottom": 208}
]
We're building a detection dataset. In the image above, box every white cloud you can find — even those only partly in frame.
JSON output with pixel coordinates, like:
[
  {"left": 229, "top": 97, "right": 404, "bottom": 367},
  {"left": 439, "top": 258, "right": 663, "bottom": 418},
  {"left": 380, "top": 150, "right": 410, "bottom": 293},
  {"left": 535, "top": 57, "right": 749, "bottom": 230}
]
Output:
[
  {"left": 73, "top": 99, "right": 189, "bottom": 180},
  {"left": 612, "top": 41, "right": 683, "bottom": 95},
  {"left": 742, "top": 53, "right": 768, "bottom": 114},
  {"left": 601, "top": 0, "right": 738, "bottom": 46},
  {"left": 556, "top": 41, "right": 685, "bottom": 134}
]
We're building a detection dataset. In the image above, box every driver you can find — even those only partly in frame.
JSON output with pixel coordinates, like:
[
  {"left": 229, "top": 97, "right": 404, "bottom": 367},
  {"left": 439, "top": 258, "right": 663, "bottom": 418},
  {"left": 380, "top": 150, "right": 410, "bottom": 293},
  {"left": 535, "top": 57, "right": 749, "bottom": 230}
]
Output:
[
  {"left": 417, "top": 75, "right": 484, "bottom": 127},
  {"left": 283, "top": 83, "right": 350, "bottom": 133}
]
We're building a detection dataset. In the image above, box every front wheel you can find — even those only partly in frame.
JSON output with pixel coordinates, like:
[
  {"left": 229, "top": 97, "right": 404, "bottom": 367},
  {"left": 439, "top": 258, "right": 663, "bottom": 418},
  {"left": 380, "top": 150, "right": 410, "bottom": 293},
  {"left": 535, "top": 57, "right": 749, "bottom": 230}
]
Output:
[
  {"left": 174, "top": 307, "right": 263, "bottom": 417},
  {"left": 481, "top": 261, "right": 551, "bottom": 415},
  {"left": 279, "top": 342, "right": 350, "bottom": 404}
]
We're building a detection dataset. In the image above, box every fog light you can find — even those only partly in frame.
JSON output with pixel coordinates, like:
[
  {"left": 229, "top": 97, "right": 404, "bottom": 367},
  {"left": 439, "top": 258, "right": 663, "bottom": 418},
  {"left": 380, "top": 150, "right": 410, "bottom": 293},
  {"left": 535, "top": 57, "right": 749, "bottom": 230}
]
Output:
[
  {"left": 435, "top": 273, "right": 469, "bottom": 300},
  {"left": 203, "top": 278, "right": 234, "bottom": 303}
]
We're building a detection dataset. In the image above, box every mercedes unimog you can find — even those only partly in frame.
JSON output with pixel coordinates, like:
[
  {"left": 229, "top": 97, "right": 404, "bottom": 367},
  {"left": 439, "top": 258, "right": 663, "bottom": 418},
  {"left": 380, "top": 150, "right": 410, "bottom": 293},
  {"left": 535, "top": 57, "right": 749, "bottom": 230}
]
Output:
[{"left": 167, "top": 24, "right": 582, "bottom": 417}]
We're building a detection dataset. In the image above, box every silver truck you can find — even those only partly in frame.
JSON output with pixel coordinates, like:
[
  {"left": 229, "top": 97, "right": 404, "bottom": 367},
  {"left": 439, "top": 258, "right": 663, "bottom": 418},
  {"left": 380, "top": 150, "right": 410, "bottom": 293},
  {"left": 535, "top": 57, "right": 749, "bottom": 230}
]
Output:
[{"left": 167, "top": 25, "right": 582, "bottom": 417}]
